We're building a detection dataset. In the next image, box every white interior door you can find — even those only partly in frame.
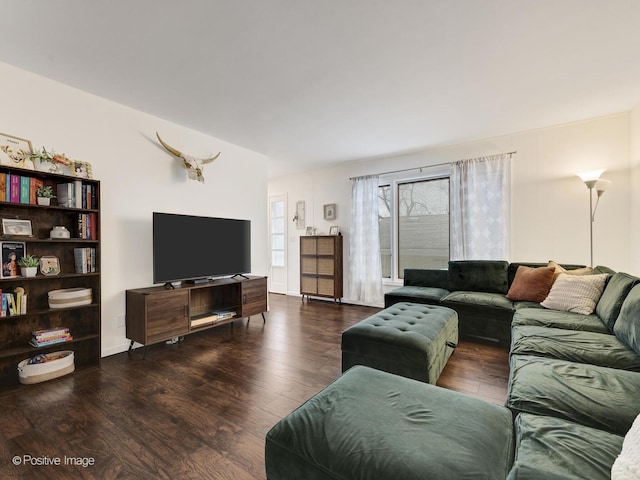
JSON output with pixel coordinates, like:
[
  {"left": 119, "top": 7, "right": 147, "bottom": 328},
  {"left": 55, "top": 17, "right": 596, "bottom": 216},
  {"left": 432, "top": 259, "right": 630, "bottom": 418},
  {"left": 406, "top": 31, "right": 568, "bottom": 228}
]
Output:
[{"left": 269, "top": 195, "right": 287, "bottom": 294}]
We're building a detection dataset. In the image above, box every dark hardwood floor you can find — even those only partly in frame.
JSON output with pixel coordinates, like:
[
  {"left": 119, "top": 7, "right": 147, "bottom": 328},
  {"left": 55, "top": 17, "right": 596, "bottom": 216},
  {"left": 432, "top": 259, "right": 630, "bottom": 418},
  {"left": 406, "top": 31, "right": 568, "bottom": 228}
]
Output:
[{"left": 0, "top": 294, "right": 509, "bottom": 479}]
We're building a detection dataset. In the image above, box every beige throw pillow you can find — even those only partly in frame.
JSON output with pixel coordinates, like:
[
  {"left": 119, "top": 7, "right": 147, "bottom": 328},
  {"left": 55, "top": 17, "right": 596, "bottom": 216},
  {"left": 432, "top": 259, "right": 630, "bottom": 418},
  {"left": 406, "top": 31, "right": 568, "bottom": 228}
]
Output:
[
  {"left": 547, "top": 260, "right": 593, "bottom": 282},
  {"left": 540, "top": 273, "right": 608, "bottom": 315}
]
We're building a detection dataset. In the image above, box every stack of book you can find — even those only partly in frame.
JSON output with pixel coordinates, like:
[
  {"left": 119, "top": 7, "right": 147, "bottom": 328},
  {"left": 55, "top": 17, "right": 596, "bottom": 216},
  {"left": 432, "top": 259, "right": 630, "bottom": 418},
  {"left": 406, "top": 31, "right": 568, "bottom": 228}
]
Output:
[
  {"left": 29, "top": 327, "right": 73, "bottom": 348},
  {"left": 74, "top": 248, "right": 97, "bottom": 273}
]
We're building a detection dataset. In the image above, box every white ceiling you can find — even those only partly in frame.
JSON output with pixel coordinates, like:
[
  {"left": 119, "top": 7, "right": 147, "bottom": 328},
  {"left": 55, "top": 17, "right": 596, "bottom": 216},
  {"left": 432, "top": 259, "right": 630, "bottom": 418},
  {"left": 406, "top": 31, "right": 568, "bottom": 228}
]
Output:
[{"left": 1, "top": 1, "right": 639, "bottom": 177}]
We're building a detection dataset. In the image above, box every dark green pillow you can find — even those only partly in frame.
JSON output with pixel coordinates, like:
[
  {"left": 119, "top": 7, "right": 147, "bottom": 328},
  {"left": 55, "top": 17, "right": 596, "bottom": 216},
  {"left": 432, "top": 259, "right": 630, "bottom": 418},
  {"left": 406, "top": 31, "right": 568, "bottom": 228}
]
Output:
[
  {"left": 614, "top": 284, "right": 640, "bottom": 355},
  {"left": 448, "top": 260, "right": 509, "bottom": 294},
  {"left": 596, "top": 272, "right": 639, "bottom": 331}
]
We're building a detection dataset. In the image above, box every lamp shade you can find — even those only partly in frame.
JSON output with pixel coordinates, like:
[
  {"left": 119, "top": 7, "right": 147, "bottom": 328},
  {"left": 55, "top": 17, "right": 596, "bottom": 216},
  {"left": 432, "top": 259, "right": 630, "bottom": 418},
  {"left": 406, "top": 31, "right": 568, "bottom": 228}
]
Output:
[
  {"left": 595, "top": 179, "right": 611, "bottom": 195},
  {"left": 577, "top": 169, "right": 605, "bottom": 184}
]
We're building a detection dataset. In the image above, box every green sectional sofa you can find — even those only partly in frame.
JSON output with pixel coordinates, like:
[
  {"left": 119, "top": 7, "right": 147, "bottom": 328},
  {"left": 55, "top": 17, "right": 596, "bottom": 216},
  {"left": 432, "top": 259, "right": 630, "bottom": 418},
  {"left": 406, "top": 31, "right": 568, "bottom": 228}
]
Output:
[
  {"left": 266, "top": 265, "right": 640, "bottom": 479},
  {"left": 384, "top": 260, "right": 612, "bottom": 345}
]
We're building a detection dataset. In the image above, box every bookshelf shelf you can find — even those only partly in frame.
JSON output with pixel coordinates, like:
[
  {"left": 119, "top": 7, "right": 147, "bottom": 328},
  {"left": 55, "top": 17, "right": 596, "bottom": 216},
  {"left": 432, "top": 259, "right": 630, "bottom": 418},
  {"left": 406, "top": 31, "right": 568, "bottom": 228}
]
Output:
[{"left": 0, "top": 164, "right": 101, "bottom": 389}]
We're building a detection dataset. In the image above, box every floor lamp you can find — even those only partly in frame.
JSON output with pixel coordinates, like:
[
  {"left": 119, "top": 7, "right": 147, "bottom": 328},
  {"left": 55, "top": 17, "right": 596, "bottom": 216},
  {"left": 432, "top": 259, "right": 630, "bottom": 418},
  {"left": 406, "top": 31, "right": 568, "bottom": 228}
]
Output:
[{"left": 577, "top": 170, "right": 611, "bottom": 267}]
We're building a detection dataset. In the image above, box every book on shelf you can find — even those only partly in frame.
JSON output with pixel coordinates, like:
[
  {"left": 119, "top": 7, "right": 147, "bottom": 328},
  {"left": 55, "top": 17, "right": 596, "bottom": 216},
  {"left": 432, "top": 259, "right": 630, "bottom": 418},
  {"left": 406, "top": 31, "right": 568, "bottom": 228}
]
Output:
[
  {"left": 74, "top": 247, "right": 97, "bottom": 273},
  {"left": 1, "top": 288, "right": 27, "bottom": 316},
  {"left": 30, "top": 327, "right": 73, "bottom": 348},
  {"left": 0, "top": 173, "right": 6, "bottom": 201},
  {"left": 9, "top": 174, "right": 20, "bottom": 203},
  {"left": 77, "top": 213, "right": 97, "bottom": 240},
  {"left": 190, "top": 315, "right": 217, "bottom": 328},
  {"left": 29, "top": 178, "right": 43, "bottom": 205},
  {"left": 19, "top": 176, "right": 30, "bottom": 204}
]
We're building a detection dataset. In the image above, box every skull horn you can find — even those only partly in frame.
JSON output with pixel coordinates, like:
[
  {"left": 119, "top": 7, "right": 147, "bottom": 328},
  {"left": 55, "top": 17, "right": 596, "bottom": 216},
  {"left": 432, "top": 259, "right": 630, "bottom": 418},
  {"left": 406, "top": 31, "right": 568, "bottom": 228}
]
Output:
[{"left": 156, "top": 132, "right": 220, "bottom": 163}]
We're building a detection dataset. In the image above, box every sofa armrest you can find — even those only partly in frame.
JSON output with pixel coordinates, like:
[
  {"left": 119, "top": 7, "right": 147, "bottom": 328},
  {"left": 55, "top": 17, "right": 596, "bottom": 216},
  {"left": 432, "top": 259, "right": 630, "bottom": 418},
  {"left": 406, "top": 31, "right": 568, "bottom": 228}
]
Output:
[{"left": 404, "top": 268, "right": 449, "bottom": 289}]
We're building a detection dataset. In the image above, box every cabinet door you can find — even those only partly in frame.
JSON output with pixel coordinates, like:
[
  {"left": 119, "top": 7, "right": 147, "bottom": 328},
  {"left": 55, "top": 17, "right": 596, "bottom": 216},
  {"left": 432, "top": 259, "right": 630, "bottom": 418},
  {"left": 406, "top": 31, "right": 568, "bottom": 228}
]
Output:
[
  {"left": 241, "top": 278, "right": 267, "bottom": 317},
  {"left": 146, "top": 290, "right": 189, "bottom": 344}
]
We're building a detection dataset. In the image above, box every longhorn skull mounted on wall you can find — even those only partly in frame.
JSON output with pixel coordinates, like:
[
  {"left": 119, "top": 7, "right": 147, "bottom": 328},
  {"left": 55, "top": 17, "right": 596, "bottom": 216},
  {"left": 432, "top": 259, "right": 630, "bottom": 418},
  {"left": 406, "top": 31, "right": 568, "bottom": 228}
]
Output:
[{"left": 156, "top": 132, "right": 220, "bottom": 183}]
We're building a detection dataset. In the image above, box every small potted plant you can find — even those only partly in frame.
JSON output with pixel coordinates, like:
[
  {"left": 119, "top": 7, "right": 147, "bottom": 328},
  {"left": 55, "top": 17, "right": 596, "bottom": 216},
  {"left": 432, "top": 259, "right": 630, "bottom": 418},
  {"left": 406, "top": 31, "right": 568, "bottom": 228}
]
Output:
[
  {"left": 30, "top": 147, "right": 56, "bottom": 172},
  {"left": 17, "top": 255, "right": 39, "bottom": 277},
  {"left": 36, "top": 185, "right": 56, "bottom": 206}
]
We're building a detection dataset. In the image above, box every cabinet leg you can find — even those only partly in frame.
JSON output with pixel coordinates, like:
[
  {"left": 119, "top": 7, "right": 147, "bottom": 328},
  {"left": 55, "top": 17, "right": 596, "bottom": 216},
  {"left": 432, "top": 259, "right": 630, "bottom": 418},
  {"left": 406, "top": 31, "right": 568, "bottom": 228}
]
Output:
[
  {"left": 128, "top": 340, "right": 134, "bottom": 354},
  {"left": 261, "top": 312, "right": 266, "bottom": 324}
]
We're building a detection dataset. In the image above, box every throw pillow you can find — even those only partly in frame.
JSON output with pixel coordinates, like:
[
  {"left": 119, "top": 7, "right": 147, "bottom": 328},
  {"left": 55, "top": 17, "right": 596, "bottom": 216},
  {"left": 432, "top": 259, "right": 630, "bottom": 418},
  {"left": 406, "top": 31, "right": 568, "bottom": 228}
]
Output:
[
  {"left": 611, "top": 413, "right": 640, "bottom": 479},
  {"left": 547, "top": 260, "right": 593, "bottom": 282},
  {"left": 506, "top": 266, "right": 555, "bottom": 302},
  {"left": 540, "top": 273, "right": 608, "bottom": 315}
]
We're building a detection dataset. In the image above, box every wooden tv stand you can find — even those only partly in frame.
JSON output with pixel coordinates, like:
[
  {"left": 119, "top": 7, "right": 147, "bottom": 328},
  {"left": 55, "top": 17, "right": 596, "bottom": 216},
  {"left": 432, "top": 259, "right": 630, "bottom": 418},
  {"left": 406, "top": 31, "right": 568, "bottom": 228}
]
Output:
[{"left": 125, "top": 275, "right": 267, "bottom": 351}]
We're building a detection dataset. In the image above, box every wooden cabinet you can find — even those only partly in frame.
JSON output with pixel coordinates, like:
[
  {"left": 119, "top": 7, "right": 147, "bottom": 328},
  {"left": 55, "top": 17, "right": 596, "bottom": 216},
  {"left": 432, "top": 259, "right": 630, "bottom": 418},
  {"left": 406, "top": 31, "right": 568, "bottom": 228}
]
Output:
[
  {"left": 0, "top": 165, "right": 101, "bottom": 389},
  {"left": 241, "top": 276, "right": 267, "bottom": 317},
  {"left": 300, "top": 235, "right": 343, "bottom": 302},
  {"left": 126, "top": 275, "right": 267, "bottom": 349}
]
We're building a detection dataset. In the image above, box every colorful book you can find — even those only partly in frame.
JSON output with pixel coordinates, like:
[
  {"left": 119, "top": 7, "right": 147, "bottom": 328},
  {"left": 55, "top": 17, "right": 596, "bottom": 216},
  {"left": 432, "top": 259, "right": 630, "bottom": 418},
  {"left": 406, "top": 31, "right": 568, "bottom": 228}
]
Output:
[
  {"left": 29, "top": 336, "right": 73, "bottom": 348},
  {"left": 0, "top": 173, "right": 6, "bottom": 201},
  {"left": 30, "top": 178, "right": 43, "bottom": 204},
  {"left": 5, "top": 174, "right": 10, "bottom": 202},
  {"left": 20, "top": 176, "right": 30, "bottom": 204},
  {"left": 6, "top": 293, "right": 16, "bottom": 316},
  {"left": 33, "top": 327, "right": 70, "bottom": 339},
  {"left": 9, "top": 174, "right": 20, "bottom": 203}
]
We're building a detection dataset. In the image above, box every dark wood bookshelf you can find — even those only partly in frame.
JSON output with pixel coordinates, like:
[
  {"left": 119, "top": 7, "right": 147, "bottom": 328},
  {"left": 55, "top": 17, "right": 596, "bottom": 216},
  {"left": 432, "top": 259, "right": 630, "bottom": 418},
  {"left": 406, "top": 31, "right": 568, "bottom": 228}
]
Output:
[{"left": 0, "top": 164, "right": 101, "bottom": 389}]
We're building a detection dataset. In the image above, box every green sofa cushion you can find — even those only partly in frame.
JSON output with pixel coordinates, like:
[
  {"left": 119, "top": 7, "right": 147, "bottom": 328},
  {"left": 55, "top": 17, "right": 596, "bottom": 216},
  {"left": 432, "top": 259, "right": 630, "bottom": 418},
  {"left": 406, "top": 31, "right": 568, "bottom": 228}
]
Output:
[
  {"left": 404, "top": 268, "right": 449, "bottom": 289},
  {"left": 448, "top": 260, "right": 509, "bottom": 294},
  {"left": 596, "top": 272, "right": 639, "bottom": 331},
  {"left": 512, "top": 307, "right": 609, "bottom": 334},
  {"left": 510, "top": 325, "right": 640, "bottom": 371},
  {"left": 443, "top": 291, "right": 514, "bottom": 310},
  {"left": 506, "top": 354, "right": 640, "bottom": 435},
  {"left": 507, "top": 413, "right": 623, "bottom": 480},
  {"left": 614, "top": 283, "right": 640, "bottom": 355},
  {"left": 265, "top": 365, "right": 515, "bottom": 480},
  {"left": 385, "top": 285, "right": 449, "bottom": 304}
]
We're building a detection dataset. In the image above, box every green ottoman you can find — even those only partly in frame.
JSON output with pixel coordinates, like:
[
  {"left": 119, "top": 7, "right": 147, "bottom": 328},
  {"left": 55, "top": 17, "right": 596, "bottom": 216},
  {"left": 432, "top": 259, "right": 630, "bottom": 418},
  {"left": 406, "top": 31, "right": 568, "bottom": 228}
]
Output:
[
  {"left": 265, "top": 366, "right": 515, "bottom": 480},
  {"left": 342, "top": 302, "right": 458, "bottom": 384}
]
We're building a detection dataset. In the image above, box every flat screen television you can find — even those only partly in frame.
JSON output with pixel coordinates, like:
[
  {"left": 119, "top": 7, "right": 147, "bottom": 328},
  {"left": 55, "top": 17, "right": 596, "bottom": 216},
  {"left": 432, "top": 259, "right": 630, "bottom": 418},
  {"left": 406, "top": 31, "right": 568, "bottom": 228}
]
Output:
[{"left": 153, "top": 212, "right": 251, "bottom": 284}]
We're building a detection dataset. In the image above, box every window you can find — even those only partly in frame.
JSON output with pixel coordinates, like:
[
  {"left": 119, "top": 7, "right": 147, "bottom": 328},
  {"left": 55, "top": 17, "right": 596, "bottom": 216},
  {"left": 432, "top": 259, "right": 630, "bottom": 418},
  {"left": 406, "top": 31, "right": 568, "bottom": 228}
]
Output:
[{"left": 379, "top": 176, "right": 450, "bottom": 281}]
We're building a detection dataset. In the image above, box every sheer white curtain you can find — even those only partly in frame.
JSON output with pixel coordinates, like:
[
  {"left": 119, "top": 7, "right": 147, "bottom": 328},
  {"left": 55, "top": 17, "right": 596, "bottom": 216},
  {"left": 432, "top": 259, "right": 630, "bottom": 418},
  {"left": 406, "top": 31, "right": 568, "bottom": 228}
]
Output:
[
  {"left": 450, "top": 154, "right": 511, "bottom": 260},
  {"left": 349, "top": 175, "right": 383, "bottom": 304}
]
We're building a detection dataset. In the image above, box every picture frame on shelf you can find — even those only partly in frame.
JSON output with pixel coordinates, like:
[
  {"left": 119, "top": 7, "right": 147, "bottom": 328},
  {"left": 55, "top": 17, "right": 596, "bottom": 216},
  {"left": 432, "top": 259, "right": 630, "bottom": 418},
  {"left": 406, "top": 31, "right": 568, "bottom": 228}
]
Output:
[
  {"left": 323, "top": 203, "right": 336, "bottom": 220},
  {"left": 1, "top": 218, "right": 33, "bottom": 237},
  {"left": 39, "top": 256, "right": 60, "bottom": 276},
  {"left": 1, "top": 241, "right": 25, "bottom": 279},
  {"left": 329, "top": 226, "right": 339, "bottom": 235},
  {"left": 71, "top": 160, "right": 93, "bottom": 179},
  {"left": 0, "top": 133, "right": 34, "bottom": 170},
  {"left": 306, "top": 226, "right": 316, "bottom": 236}
]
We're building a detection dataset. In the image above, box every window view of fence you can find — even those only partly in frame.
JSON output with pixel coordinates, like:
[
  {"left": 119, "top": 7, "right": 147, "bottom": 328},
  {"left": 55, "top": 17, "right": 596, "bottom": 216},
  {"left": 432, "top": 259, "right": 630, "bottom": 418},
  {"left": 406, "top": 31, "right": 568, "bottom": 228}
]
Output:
[{"left": 379, "top": 177, "right": 449, "bottom": 279}]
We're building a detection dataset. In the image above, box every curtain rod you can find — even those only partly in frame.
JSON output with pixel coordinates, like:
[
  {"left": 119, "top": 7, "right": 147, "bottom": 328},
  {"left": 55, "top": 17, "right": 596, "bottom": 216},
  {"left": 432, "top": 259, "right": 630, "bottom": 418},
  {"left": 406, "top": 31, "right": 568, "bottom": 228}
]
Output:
[{"left": 349, "top": 150, "right": 517, "bottom": 180}]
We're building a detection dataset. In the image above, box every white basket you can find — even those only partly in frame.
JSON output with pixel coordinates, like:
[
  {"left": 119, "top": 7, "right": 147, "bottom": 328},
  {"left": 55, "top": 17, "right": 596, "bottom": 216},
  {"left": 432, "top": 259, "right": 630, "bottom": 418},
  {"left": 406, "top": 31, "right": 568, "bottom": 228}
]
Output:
[
  {"left": 17, "top": 351, "right": 75, "bottom": 385},
  {"left": 48, "top": 288, "right": 92, "bottom": 309}
]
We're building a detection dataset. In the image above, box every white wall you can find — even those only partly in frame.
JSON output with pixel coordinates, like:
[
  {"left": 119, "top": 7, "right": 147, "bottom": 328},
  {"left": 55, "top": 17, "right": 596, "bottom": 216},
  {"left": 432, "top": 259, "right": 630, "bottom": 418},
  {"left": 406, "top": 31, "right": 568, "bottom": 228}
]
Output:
[
  {"left": 0, "top": 62, "right": 269, "bottom": 356},
  {"left": 269, "top": 112, "right": 633, "bottom": 304}
]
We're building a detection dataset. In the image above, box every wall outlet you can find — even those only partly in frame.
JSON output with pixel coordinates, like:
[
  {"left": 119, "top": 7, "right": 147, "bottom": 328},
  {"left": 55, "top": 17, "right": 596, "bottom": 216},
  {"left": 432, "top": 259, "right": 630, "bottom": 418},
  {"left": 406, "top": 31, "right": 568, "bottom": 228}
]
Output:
[{"left": 116, "top": 314, "right": 126, "bottom": 328}]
